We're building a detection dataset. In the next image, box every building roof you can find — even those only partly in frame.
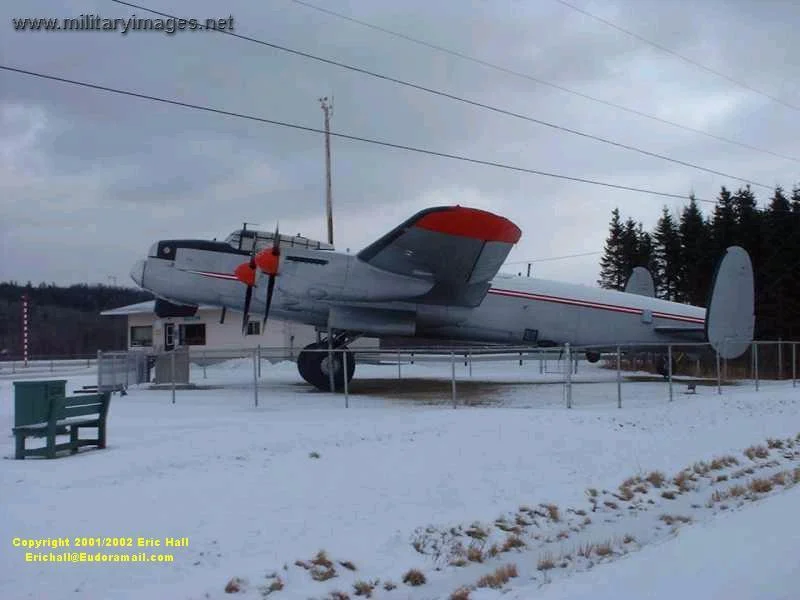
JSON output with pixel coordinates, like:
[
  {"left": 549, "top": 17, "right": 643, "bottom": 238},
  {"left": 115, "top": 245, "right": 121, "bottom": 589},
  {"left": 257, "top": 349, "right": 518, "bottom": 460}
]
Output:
[{"left": 100, "top": 300, "right": 219, "bottom": 316}]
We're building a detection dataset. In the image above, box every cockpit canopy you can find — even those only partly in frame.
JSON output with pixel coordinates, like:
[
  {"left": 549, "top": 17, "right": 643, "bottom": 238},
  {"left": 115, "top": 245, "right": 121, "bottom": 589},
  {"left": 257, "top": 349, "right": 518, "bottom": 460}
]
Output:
[{"left": 223, "top": 229, "right": 334, "bottom": 252}]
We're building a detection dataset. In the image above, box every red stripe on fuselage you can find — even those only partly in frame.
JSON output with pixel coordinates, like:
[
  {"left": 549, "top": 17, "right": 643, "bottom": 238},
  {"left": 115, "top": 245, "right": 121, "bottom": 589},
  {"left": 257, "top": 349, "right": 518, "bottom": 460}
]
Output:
[
  {"left": 183, "top": 269, "right": 240, "bottom": 281},
  {"left": 488, "top": 288, "right": 704, "bottom": 324}
]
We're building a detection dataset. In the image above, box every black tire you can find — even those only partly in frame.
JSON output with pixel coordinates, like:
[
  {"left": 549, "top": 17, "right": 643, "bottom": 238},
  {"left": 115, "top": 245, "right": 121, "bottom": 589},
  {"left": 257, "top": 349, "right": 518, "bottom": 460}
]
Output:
[
  {"left": 297, "top": 342, "right": 356, "bottom": 392},
  {"left": 585, "top": 351, "right": 601, "bottom": 363}
]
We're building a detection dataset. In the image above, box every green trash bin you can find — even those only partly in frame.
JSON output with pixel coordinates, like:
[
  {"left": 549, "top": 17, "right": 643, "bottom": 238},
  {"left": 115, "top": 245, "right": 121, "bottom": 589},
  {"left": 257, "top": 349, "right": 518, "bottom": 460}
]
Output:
[{"left": 13, "top": 380, "right": 67, "bottom": 428}]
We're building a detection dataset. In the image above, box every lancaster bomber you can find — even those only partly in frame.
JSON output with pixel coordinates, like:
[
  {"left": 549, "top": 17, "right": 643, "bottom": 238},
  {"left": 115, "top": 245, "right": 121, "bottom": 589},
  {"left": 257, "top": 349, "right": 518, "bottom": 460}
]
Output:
[{"left": 130, "top": 206, "right": 754, "bottom": 391}]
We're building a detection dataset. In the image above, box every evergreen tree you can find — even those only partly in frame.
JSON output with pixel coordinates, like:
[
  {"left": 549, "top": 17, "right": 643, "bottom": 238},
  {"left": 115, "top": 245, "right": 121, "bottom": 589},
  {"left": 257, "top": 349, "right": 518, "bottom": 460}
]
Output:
[
  {"left": 759, "top": 187, "right": 793, "bottom": 338},
  {"left": 598, "top": 208, "right": 627, "bottom": 289},
  {"left": 678, "top": 195, "right": 712, "bottom": 305},
  {"left": 652, "top": 207, "right": 682, "bottom": 300},
  {"left": 710, "top": 186, "right": 736, "bottom": 256}
]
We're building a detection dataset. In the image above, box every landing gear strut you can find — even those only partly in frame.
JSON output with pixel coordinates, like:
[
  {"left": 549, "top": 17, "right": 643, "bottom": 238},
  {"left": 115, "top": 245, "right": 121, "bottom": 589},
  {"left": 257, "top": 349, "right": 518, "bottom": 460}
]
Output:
[{"left": 296, "top": 332, "right": 357, "bottom": 392}]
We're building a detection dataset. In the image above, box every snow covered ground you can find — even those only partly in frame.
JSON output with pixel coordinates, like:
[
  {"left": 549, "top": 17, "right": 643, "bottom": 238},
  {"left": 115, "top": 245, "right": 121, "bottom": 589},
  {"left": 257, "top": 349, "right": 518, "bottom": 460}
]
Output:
[{"left": 1, "top": 358, "right": 799, "bottom": 600}]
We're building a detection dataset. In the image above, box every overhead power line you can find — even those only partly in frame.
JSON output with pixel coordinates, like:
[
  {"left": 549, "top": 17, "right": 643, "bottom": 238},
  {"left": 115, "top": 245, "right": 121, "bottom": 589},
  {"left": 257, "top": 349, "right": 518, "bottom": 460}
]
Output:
[
  {"left": 506, "top": 251, "right": 603, "bottom": 266},
  {"left": 553, "top": 0, "right": 800, "bottom": 114},
  {"left": 0, "top": 63, "right": 712, "bottom": 203},
  {"left": 106, "top": 0, "right": 774, "bottom": 189},
  {"left": 287, "top": 0, "right": 800, "bottom": 165}
]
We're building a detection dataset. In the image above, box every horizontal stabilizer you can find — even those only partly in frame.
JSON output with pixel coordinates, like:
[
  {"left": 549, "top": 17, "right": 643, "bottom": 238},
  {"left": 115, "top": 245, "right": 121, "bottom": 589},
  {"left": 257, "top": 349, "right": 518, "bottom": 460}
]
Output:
[
  {"left": 706, "top": 246, "right": 754, "bottom": 359},
  {"left": 357, "top": 206, "right": 522, "bottom": 307},
  {"left": 624, "top": 267, "right": 655, "bottom": 297}
]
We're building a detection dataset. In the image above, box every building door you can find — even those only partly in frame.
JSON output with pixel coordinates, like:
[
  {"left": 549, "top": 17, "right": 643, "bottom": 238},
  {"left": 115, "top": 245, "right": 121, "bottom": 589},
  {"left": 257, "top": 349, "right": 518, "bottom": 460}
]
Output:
[{"left": 164, "top": 323, "right": 175, "bottom": 351}]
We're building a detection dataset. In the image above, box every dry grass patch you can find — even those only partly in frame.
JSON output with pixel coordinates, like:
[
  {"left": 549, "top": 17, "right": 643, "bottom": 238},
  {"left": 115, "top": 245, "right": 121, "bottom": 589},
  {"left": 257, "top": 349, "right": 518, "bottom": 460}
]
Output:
[
  {"left": 402, "top": 569, "right": 426, "bottom": 587},
  {"left": 693, "top": 461, "right": 711, "bottom": 476},
  {"left": 794, "top": 468, "right": 800, "bottom": 484},
  {"left": 537, "top": 553, "right": 555, "bottom": 571},
  {"left": 595, "top": 542, "right": 613, "bottom": 557},
  {"left": 716, "top": 474, "right": 729, "bottom": 483},
  {"left": 476, "top": 564, "right": 518, "bottom": 589},
  {"left": 382, "top": 581, "right": 396, "bottom": 591},
  {"left": 673, "top": 471, "right": 694, "bottom": 492},
  {"left": 634, "top": 483, "right": 649, "bottom": 494},
  {"left": 557, "top": 530, "right": 570, "bottom": 540},
  {"left": 604, "top": 500, "right": 619, "bottom": 510},
  {"left": 660, "top": 514, "right": 692, "bottom": 526},
  {"left": 353, "top": 580, "right": 376, "bottom": 597},
  {"left": 744, "top": 445, "right": 769, "bottom": 460},
  {"left": 728, "top": 484, "right": 747, "bottom": 497},
  {"left": 450, "top": 587, "right": 472, "bottom": 600},
  {"left": 339, "top": 560, "right": 357, "bottom": 571},
  {"left": 622, "top": 534, "right": 636, "bottom": 544},
  {"left": 661, "top": 490, "right": 677, "bottom": 500},
  {"left": 748, "top": 478, "right": 773, "bottom": 494},
  {"left": 543, "top": 503, "right": 560, "bottom": 522},
  {"left": 646, "top": 471, "right": 666, "bottom": 488},
  {"left": 465, "top": 524, "right": 490, "bottom": 541},
  {"left": 311, "top": 550, "right": 334, "bottom": 569},
  {"left": 576, "top": 542, "right": 594, "bottom": 558},
  {"left": 710, "top": 455, "right": 739, "bottom": 470},
  {"left": 617, "top": 486, "right": 635, "bottom": 501},
  {"left": 771, "top": 472, "right": 788, "bottom": 486},
  {"left": 501, "top": 535, "right": 525, "bottom": 552},
  {"left": 224, "top": 577, "right": 245, "bottom": 593},
  {"left": 466, "top": 545, "right": 484, "bottom": 563},
  {"left": 260, "top": 576, "right": 284, "bottom": 596},
  {"left": 767, "top": 438, "right": 784, "bottom": 449},
  {"left": 326, "top": 592, "right": 350, "bottom": 600},
  {"left": 311, "top": 566, "right": 337, "bottom": 582}
]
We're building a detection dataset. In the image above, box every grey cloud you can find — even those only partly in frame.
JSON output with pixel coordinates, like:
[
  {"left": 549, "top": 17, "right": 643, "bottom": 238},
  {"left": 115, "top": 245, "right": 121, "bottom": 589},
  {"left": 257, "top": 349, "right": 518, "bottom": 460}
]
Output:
[{"left": 1, "top": 0, "right": 798, "bottom": 287}]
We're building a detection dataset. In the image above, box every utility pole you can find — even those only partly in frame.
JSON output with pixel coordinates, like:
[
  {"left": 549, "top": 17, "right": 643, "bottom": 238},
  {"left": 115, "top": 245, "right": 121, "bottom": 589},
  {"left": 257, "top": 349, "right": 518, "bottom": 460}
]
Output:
[
  {"left": 526, "top": 263, "right": 531, "bottom": 277},
  {"left": 319, "top": 96, "right": 334, "bottom": 246}
]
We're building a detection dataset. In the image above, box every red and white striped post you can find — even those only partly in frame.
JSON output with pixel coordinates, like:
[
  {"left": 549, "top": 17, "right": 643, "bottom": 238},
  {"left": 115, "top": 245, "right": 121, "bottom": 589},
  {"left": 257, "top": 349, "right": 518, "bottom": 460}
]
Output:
[{"left": 22, "top": 294, "right": 29, "bottom": 367}]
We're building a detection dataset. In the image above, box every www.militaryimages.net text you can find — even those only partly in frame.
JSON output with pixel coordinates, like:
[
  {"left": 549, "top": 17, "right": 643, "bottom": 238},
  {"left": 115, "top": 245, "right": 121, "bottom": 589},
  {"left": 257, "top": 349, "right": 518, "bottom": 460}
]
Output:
[{"left": 11, "top": 14, "right": 235, "bottom": 35}]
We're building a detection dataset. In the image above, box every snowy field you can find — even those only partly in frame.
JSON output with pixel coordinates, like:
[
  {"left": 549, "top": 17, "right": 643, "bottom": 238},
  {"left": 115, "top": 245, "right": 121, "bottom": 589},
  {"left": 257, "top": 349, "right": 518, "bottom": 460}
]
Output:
[{"left": 1, "top": 358, "right": 799, "bottom": 600}]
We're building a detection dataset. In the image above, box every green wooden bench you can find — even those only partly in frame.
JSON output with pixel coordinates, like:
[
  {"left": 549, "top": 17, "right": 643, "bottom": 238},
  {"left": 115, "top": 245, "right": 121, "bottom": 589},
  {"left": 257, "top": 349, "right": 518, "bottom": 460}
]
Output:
[{"left": 12, "top": 392, "right": 111, "bottom": 459}]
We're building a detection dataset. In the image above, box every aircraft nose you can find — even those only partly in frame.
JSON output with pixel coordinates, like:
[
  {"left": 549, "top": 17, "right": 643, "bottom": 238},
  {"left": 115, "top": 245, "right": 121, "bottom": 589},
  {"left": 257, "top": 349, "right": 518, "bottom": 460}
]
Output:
[{"left": 130, "top": 259, "right": 146, "bottom": 287}]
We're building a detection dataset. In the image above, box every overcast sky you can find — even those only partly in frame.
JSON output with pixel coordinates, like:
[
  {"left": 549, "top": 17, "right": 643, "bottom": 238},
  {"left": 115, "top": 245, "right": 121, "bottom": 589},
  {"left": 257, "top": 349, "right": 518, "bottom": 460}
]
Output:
[{"left": 1, "top": 0, "right": 798, "bottom": 290}]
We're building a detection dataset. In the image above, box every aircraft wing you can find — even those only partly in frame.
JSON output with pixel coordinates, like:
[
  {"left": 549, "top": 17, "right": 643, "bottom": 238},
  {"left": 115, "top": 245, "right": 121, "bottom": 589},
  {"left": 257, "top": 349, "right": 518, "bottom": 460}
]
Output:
[{"left": 356, "top": 206, "right": 522, "bottom": 307}]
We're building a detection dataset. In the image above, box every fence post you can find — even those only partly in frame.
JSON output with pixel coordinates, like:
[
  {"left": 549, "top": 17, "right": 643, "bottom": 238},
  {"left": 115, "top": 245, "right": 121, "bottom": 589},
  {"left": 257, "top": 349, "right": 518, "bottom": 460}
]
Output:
[
  {"left": 451, "top": 352, "right": 457, "bottom": 409},
  {"left": 616, "top": 345, "right": 622, "bottom": 409},
  {"left": 468, "top": 352, "right": 472, "bottom": 377},
  {"left": 716, "top": 349, "right": 721, "bottom": 395},
  {"left": 565, "top": 343, "right": 572, "bottom": 409},
  {"left": 97, "top": 350, "right": 103, "bottom": 390},
  {"left": 343, "top": 349, "right": 349, "bottom": 409},
  {"left": 253, "top": 348, "right": 259, "bottom": 407},
  {"left": 202, "top": 350, "right": 207, "bottom": 379},
  {"left": 257, "top": 344, "right": 262, "bottom": 378},
  {"left": 793, "top": 343, "right": 797, "bottom": 388},
  {"left": 170, "top": 350, "right": 176, "bottom": 405},
  {"left": 754, "top": 342, "right": 759, "bottom": 391},
  {"left": 327, "top": 333, "right": 335, "bottom": 393},
  {"left": 397, "top": 350, "right": 402, "bottom": 379},
  {"left": 667, "top": 345, "right": 673, "bottom": 402},
  {"left": 50, "top": 358, "right": 54, "bottom": 373},
  {"left": 778, "top": 339, "right": 783, "bottom": 380}
]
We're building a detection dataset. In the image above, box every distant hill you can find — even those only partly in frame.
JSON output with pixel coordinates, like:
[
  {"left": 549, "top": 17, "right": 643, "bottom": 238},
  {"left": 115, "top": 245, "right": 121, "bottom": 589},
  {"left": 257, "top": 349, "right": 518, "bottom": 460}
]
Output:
[{"left": 0, "top": 282, "right": 153, "bottom": 358}]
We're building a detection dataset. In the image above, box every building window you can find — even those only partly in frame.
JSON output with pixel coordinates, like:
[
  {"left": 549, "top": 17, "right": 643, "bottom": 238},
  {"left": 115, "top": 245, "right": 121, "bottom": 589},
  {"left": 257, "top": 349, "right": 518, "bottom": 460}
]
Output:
[
  {"left": 246, "top": 321, "right": 261, "bottom": 336},
  {"left": 130, "top": 325, "right": 153, "bottom": 347},
  {"left": 179, "top": 323, "right": 206, "bottom": 346}
]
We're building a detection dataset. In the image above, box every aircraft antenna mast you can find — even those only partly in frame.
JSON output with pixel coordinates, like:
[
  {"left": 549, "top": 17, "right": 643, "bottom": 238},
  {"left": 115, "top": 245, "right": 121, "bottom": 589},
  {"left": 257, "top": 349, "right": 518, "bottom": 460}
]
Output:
[{"left": 319, "top": 96, "right": 334, "bottom": 246}]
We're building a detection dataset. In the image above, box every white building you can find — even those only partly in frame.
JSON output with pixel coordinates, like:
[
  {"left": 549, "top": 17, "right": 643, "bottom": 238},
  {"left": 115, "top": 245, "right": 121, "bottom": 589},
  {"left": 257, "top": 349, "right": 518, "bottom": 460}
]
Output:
[{"left": 100, "top": 300, "right": 367, "bottom": 354}]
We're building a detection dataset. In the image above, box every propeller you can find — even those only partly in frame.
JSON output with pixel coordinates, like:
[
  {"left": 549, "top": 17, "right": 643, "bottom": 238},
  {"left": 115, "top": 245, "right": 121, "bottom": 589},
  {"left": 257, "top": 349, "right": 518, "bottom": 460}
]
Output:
[
  {"left": 233, "top": 236, "right": 259, "bottom": 335},
  {"left": 255, "top": 224, "right": 281, "bottom": 329}
]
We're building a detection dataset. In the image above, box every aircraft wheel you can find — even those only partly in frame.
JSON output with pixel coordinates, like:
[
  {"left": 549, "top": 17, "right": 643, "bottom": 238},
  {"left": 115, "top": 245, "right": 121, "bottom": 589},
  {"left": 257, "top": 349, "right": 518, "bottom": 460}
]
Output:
[
  {"left": 297, "top": 341, "right": 356, "bottom": 392},
  {"left": 585, "top": 351, "right": 601, "bottom": 363}
]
